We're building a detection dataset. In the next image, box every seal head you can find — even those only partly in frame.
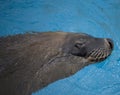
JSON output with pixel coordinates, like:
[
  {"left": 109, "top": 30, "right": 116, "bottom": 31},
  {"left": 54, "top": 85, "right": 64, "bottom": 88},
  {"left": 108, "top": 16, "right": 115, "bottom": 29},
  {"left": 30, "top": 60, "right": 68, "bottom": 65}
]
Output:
[{"left": 62, "top": 33, "right": 113, "bottom": 62}]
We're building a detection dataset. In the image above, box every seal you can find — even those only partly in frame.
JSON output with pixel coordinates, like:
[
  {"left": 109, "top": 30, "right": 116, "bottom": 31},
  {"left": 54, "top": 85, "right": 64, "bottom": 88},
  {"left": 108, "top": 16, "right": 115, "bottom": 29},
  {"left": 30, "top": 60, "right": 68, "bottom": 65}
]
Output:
[{"left": 0, "top": 31, "right": 113, "bottom": 95}]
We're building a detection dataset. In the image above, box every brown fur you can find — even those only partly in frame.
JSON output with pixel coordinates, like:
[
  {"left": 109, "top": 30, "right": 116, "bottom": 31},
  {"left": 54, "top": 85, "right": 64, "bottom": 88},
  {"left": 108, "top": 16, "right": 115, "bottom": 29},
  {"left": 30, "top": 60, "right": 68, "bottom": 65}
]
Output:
[{"left": 0, "top": 32, "right": 113, "bottom": 95}]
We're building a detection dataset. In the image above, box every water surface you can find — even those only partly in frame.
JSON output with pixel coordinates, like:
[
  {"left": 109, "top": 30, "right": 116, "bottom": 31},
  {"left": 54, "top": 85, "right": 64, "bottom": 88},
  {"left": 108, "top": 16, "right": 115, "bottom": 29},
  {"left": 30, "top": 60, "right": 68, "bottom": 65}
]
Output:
[{"left": 0, "top": 0, "right": 120, "bottom": 95}]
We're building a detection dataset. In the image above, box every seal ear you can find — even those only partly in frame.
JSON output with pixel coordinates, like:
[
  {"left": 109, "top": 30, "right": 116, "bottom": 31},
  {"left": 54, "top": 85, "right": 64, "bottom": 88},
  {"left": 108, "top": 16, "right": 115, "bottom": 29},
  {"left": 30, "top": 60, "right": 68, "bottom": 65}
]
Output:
[{"left": 71, "top": 43, "right": 87, "bottom": 57}]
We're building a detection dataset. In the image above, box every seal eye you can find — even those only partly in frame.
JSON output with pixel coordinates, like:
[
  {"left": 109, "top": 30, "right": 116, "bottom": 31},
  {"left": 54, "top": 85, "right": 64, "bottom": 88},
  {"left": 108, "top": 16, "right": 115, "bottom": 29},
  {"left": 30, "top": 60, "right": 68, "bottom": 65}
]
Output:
[
  {"left": 75, "top": 43, "right": 83, "bottom": 49},
  {"left": 71, "top": 43, "right": 87, "bottom": 57}
]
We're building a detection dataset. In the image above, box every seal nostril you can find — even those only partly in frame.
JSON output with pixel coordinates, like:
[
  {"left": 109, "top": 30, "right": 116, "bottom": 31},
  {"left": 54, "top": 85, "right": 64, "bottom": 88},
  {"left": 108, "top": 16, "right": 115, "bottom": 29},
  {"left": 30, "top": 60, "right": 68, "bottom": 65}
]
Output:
[{"left": 106, "top": 39, "right": 113, "bottom": 49}]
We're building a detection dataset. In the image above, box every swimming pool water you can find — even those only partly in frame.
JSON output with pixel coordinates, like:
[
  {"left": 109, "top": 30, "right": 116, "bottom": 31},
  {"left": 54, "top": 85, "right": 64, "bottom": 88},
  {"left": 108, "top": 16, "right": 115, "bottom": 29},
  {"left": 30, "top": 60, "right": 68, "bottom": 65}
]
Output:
[{"left": 0, "top": 0, "right": 120, "bottom": 95}]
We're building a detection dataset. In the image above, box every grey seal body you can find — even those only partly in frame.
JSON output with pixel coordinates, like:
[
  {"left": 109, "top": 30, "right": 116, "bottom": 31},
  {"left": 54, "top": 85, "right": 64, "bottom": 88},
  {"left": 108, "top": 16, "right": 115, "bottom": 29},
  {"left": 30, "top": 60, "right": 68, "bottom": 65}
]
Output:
[{"left": 0, "top": 32, "right": 113, "bottom": 95}]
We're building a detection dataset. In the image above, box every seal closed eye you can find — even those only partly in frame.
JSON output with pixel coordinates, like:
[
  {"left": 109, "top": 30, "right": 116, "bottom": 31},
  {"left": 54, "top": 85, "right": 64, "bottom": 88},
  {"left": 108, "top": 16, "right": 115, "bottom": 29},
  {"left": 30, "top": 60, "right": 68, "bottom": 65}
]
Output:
[{"left": 0, "top": 32, "right": 113, "bottom": 95}]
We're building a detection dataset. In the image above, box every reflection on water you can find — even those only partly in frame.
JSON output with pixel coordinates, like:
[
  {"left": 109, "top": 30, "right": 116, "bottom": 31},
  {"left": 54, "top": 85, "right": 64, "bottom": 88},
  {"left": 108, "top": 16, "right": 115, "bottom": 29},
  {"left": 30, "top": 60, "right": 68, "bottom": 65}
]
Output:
[{"left": 0, "top": 0, "right": 120, "bottom": 95}]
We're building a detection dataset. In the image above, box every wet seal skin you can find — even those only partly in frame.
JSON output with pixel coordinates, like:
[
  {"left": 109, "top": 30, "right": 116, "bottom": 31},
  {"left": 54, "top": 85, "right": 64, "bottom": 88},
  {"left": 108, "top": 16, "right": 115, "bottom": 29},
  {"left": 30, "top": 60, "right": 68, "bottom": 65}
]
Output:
[{"left": 0, "top": 31, "right": 113, "bottom": 95}]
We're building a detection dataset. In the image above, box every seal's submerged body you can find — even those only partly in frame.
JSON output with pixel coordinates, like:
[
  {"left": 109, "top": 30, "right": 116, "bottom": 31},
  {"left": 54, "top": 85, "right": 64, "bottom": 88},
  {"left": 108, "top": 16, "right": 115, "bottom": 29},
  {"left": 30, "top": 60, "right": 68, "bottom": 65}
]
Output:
[{"left": 0, "top": 32, "right": 113, "bottom": 95}]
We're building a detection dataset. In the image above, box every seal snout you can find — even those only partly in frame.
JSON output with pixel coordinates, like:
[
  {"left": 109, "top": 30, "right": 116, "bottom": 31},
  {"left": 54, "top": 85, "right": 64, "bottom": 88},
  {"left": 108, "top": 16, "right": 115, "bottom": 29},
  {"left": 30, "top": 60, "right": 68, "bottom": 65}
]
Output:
[
  {"left": 87, "top": 38, "right": 114, "bottom": 62},
  {"left": 105, "top": 38, "right": 114, "bottom": 50}
]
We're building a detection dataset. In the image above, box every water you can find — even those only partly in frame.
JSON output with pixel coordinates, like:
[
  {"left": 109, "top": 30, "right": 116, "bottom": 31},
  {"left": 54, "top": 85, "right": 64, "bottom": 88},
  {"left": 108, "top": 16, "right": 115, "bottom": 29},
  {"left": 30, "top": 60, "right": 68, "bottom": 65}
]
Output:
[{"left": 0, "top": 0, "right": 120, "bottom": 95}]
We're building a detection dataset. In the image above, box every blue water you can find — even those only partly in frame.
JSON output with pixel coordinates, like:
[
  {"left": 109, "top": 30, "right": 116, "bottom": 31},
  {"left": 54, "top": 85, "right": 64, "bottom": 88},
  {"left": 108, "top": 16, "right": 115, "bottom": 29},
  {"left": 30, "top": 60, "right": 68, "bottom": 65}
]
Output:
[{"left": 0, "top": 0, "right": 120, "bottom": 95}]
